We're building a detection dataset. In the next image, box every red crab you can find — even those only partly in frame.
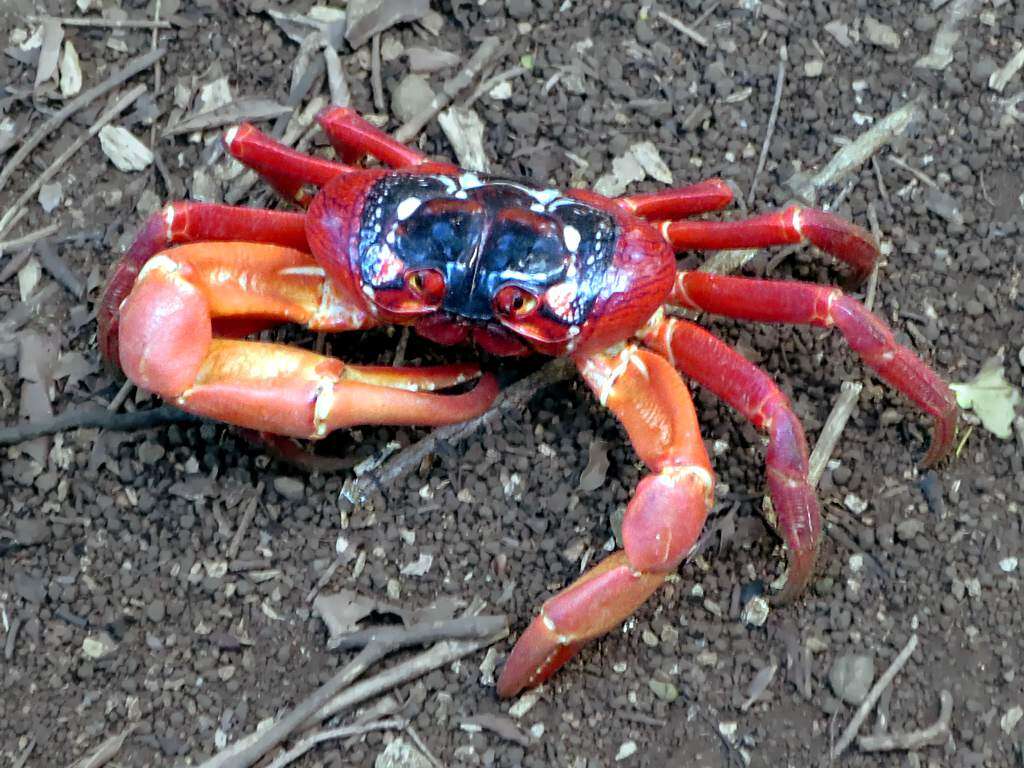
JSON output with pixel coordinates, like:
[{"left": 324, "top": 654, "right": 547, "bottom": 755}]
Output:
[{"left": 98, "top": 108, "right": 957, "bottom": 698}]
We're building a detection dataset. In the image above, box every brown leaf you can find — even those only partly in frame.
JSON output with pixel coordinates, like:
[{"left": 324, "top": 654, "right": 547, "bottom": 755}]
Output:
[
  {"left": 34, "top": 19, "right": 64, "bottom": 89},
  {"left": 578, "top": 438, "right": 609, "bottom": 492},
  {"left": 345, "top": 0, "right": 430, "bottom": 49}
]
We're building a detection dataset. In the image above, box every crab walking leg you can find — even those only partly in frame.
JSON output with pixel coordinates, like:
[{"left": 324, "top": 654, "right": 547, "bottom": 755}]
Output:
[
  {"left": 116, "top": 242, "right": 498, "bottom": 437},
  {"left": 641, "top": 315, "right": 821, "bottom": 602},
  {"left": 317, "top": 107, "right": 432, "bottom": 168},
  {"left": 497, "top": 348, "right": 713, "bottom": 698},
  {"left": 99, "top": 202, "right": 308, "bottom": 365},
  {"left": 657, "top": 206, "right": 879, "bottom": 284},
  {"left": 669, "top": 272, "right": 958, "bottom": 466},
  {"left": 224, "top": 122, "right": 355, "bottom": 206},
  {"left": 617, "top": 178, "right": 734, "bottom": 219}
]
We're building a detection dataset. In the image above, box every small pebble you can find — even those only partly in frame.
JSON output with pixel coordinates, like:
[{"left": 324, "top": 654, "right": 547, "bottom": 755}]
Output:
[
  {"left": 614, "top": 740, "right": 637, "bottom": 761},
  {"left": 829, "top": 654, "right": 875, "bottom": 705},
  {"left": 273, "top": 476, "right": 305, "bottom": 501}
]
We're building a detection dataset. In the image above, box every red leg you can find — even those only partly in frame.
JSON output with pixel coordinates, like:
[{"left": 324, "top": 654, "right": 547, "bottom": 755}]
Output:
[
  {"left": 224, "top": 123, "right": 354, "bottom": 206},
  {"left": 497, "top": 348, "right": 713, "bottom": 698},
  {"left": 116, "top": 241, "right": 497, "bottom": 438},
  {"left": 641, "top": 316, "right": 820, "bottom": 602},
  {"left": 670, "top": 272, "right": 958, "bottom": 466},
  {"left": 99, "top": 202, "right": 309, "bottom": 365},
  {"left": 617, "top": 178, "right": 734, "bottom": 219},
  {"left": 317, "top": 107, "right": 435, "bottom": 168},
  {"left": 658, "top": 206, "right": 879, "bottom": 284}
]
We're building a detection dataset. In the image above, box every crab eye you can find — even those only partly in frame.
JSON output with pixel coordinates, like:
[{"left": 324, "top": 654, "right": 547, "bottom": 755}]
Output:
[
  {"left": 405, "top": 268, "right": 445, "bottom": 305},
  {"left": 494, "top": 285, "right": 538, "bottom": 319}
]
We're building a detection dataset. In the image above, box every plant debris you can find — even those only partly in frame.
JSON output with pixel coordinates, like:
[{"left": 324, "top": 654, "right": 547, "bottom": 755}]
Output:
[{"left": 950, "top": 354, "right": 1021, "bottom": 439}]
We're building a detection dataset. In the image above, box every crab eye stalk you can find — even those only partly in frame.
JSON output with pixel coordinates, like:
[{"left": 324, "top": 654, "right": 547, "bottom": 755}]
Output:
[
  {"left": 494, "top": 285, "right": 538, "bottom": 320},
  {"left": 405, "top": 268, "right": 445, "bottom": 306}
]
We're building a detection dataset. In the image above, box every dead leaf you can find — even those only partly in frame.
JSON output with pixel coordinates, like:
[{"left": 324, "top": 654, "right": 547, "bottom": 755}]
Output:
[
  {"left": 578, "top": 438, "right": 609, "bottom": 492},
  {"left": 34, "top": 19, "right": 63, "bottom": 89},
  {"left": 163, "top": 99, "right": 292, "bottom": 136},
  {"left": 950, "top": 353, "right": 1021, "bottom": 439},
  {"left": 741, "top": 661, "right": 778, "bottom": 711},
  {"left": 438, "top": 106, "right": 490, "bottom": 173},
  {"left": 59, "top": 40, "right": 82, "bottom": 97},
  {"left": 345, "top": 0, "right": 429, "bottom": 49}
]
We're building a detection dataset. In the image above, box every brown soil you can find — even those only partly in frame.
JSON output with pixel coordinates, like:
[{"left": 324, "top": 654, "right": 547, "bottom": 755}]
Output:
[{"left": 2, "top": 1, "right": 1022, "bottom": 767}]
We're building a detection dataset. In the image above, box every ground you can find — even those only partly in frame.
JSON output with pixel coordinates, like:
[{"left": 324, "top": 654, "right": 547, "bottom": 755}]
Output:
[{"left": 1, "top": 1, "right": 1023, "bottom": 766}]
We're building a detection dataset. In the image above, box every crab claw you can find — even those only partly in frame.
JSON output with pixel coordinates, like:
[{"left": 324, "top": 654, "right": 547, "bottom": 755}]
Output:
[{"left": 496, "top": 552, "right": 665, "bottom": 699}]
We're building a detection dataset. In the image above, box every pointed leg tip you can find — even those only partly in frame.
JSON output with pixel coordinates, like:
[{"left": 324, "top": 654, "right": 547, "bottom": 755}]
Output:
[
  {"left": 921, "top": 407, "right": 959, "bottom": 469},
  {"left": 773, "top": 544, "right": 819, "bottom": 605}
]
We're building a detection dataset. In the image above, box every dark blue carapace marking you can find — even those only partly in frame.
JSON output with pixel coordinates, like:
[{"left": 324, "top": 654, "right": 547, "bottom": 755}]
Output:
[{"left": 356, "top": 173, "right": 618, "bottom": 326}]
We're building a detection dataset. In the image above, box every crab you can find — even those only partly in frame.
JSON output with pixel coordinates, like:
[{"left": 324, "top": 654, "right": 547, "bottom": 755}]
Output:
[{"left": 98, "top": 108, "right": 957, "bottom": 698}]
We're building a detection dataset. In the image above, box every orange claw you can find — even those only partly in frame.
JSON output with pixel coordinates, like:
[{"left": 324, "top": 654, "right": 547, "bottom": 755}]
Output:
[{"left": 496, "top": 552, "right": 665, "bottom": 699}]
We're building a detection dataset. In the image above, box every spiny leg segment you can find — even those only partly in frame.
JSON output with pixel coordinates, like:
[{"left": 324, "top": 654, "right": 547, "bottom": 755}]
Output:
[
  {"left": 669, "top": 271, "right": 957, "bottom": 466},
  {"left": 640, "top": 315, "right": 820, "bottom": 601}
]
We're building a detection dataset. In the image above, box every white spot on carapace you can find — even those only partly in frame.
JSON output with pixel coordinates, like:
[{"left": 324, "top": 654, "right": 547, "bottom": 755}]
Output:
[
  {"left": 530, "top": 202, "right": 546, "bottom": 213},
  {"left": 568, "top": 325, "right": 580, "bottom": 336},
  {"left": 530, "top": 187, "right": 560, "bottom": 205},
  {"left": 544, "top": 281, "right": 578, "bottom": 321},
  {"left": 362, "top": 285, "right": 376, "bottom": 298},
  {"left": 279, "top": 266, "right": 326, "bottom": 277},
  {"left": 459, "top": 172, "right": 483, "bottom": 189},
  {"left": 395, "top": 196, "right": 422, "bottom": 220},
  {"left": 454, "top": 189, "right": 468, "bottom": 200},
  {"left": 563, "top": 224, "right": 581, "bottom": 253}
]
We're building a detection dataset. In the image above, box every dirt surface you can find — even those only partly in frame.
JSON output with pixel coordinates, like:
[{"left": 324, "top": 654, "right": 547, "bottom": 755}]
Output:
[{"left": 2, "top": 1, "right": 1023, "bottom": 766}]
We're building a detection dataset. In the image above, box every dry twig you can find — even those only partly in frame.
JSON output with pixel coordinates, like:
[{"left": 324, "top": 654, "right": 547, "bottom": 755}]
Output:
[
  {"left": 0, "top": 223, "right": 60, "bottom": 254},
  {"left": 198, "top": 615, "right": 507, "bottom": 768},
  {"left": 748, "top": 47, "right": 786, "bottom": 206},
  {"left": 344, "top": 358, "right": 575, "bottom": 504},
  {"left": 832, "top": 634, "right": 919, "bottom": 760},
  {"left": 807, "top": 381, "right": 863, "bottom": 488},
  {"left": 857, "top": 690, "right": 953, "bottom": 752},
  {"left": 328, "top": 614, "right": 507, "bottom": 651},
  {"left": 264, "top": 719, "right": 407, "bottom": 768},
  {"left": 68, "top": 725, "right": 137, "bottom": 768},
  {"left": 0, "top": 405, "right": 197, "bottom": 447},
  {"left": 29, "top": 14, "right": 172, "bottom": 29},
  {"left": 0, "top": 47, "right": 165, "bottom": 197},
  {"left": 0, "top": 84, "right": 148, "bottom": 237},
  {"left": 394, "top": 37, "right": 501, "bottom": 144},
  {"left": 656, "top": 9, "right": 709, "bottom": 47},
  {"left": 787, "top": 98, "right": 923, "bottom": 206}
]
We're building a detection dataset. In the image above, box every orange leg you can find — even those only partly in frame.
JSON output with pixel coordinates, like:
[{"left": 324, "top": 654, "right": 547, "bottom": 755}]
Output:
[
  {"left": 497, "top": 347, "right": 713, "bottom": 698},
  {"left": 117, "top": 242, "right": 498, "bottom": 438}
]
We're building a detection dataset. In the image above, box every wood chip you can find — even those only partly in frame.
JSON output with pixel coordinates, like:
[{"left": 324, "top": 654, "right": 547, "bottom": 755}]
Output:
[
  {"left": 35, "top": 18, "right": 63, "bottom": 89},
  {"left": 437, "top": 106, "right": 490, "bottom": 173},
  {"left": 98, "top": 125, "right": 153, "bottom": 171},
  {"left": 58, "top": 40, "right": 82, "bottom": 97}
]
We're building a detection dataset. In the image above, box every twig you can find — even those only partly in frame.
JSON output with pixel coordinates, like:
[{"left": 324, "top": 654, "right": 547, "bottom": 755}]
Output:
[
  {"left": 656, "top": 10, "right": 709, "bottom": 47},
  {"left": 36, "top": 241, "right": 86, "bottom": 298},
  {"left": 404, "top": 725, "right": 444, "bottom": 768},
  {"left": 344, "top": 358, "right": 575, "bottom": 504},
  {"left": 888, "top": 156, "right": 939, "bottom": 190},
  {"left": 807, "top": 381, "right": 863, "bottom": 488},
  {"left": 462, "top": 66, "right": 528, "bottom": 109},
  {"left": 226, "top": 495, "right": 259, "bottom": 560},
  {"left": 0, "top": 283, "right": 60, "bottom": 335},
  {"left": 264, "top": 719, "right": 406, "bottom": 768},
  {"left": 29, "top": 14, "right": 172, "bottom": 29},
  {"left": 0, "top": 47, "right": 165, "bottom": 196},
  {"left": 0, "top": 83, "right": 148, "bottom": 238},
  {"left": 748, "top": 47, "right": 786, "bottom": 207},
  {"left": 787, "top": 98, "right": 923, "bottom": 206},
  {"left": 371, "top": 33, "right": 385, "bottom": 113},
  {"left": 309, "top": 630, "right": 507, "bottom": 727},
  {"left": 394, "top": 36, "right": 501, "bottom": 144},
  {"left": 857, "top": 690, "right": 953, "bottom": 752},
  {"left": 4, "top": 614, "right": 22, "bottom": 661},
  {"left": 68, "top": 725, "right": 137, "bottom": 768},
  {"left": 0, "top": 405, "right": 197, "bottom": 447},
  {"left": 198, "top": 619, "right": 508, "bottom": 768},
  {"left": 149, "top": 0, "right": 162, "bottom": 150},
  {"left": 328, "top": 614, "right": 507, "bottom": 651},
  {"left": 12, "top": 740, "right": 35, "bottom": 768},
  {"left": 0, "top": 223, "right": 60, "bottom": 254},
  {"left": 915, "top": 0, "right": 980, "bottom": 70},
  {"left": 106, "top": 379, "right": 135, "bottom": 413},
  {"left": 863, "top": 203, "right": 883, "bottom": 311},
  {"left": 832, "top": 634, "right": 919, "bottom": 760},
  {"left": 323, "top": 44, "right": 351, "bottom": 107},
  {"left": 391, "top": 327, "right": 410, "bottom": 367}
]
